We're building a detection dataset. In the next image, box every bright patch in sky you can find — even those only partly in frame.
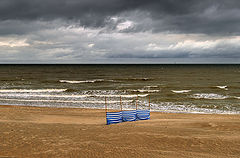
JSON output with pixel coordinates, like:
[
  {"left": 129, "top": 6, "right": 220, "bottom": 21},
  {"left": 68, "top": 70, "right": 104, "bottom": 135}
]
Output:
[
  {"left": 88, "top": 43, "right": 95, "bottom": 48},
  {"left": 117, "top": 21, "right": 134, "bottom": 31},
  {"left": 0, "top": 39, "right": 29, "bottom": 47}
]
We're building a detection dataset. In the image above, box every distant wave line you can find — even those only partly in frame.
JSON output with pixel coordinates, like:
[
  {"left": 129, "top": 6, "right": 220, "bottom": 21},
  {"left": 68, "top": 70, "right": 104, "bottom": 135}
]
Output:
[
  {"left": 216, "top": 85, "right": 228, "bottom": 90},
  {"left": 0, "top": 93, "right": 148, "bottom": 98},
  {"left": 0, "top": 89, "right": 67, "bottom": 93},
  {"left": 0, "top": 98, "right": 132, "bottom": 104},
  {"left": 171, "top": 90, "right": 191, "bottom": 93},
  {"left": 130, "top": 89, "right": 160, "bottom": 93},
  {"left": 191, "top": 93, "right": 228, "bottom": 100},
  {"left": 59, "top": 79, "right": 118, "bottom": 84}
]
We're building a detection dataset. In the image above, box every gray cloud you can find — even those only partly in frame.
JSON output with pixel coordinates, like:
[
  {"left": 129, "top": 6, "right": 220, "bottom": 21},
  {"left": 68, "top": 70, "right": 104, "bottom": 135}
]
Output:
[
  {"left": 1, "top": 0, "right": 240, "bottom": 34},
  {"left": 1, "top": 0, "right": 240, "bottom": 63}
]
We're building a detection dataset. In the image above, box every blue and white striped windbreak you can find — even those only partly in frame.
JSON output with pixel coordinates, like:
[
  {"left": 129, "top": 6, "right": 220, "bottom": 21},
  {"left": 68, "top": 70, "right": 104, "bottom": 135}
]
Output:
[
  {"left": 106, "top": 110, "right": 150, "bottom": 125},
  {"left": 136, "top": 110, "right": 150, "bottom": 120},
  {"left": 105, "top": 95, "right": 151, "bottom": 124},
  {"left": 106, "top": 111, "right": 122, "bottom": 125},
  {"left": 122, "top": 110, "right": 137, "bottom": 122}
]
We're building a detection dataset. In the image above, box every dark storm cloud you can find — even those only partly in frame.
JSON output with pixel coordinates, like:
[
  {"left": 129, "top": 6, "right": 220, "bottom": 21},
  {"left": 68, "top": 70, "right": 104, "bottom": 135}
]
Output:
[
  {"left": 1, "top": 0, "right": 240, "bottom": 34},
  {"left": 1, "top": 0, "right": 240, "bottom": 64}
]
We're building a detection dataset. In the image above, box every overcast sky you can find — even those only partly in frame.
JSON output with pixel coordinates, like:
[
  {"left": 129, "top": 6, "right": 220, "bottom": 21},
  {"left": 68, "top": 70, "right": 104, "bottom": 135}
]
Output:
[{"left": 1, "top": 0, "right": 240, "bottom": 63}]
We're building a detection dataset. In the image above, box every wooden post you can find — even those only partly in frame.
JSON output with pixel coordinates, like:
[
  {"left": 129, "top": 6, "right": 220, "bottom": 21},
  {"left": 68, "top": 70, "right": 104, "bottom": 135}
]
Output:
[
  {"left": 120, "top": 96, "right": 122, "bottom": 111},
  {"left": 149, "top": 95, "right": 150, "bottom": 110},
  {"left": 136, "top": 95, "right": 138, "bottom": 110},
  {"left": 105, "top": 96, "right": 107, "bottom": 113}
]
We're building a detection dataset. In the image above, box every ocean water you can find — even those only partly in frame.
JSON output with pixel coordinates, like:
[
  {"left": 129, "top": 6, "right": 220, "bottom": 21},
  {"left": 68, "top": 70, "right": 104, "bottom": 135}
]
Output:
[{"left": 0, "top": 64, "right": 239, "bottom": 114}]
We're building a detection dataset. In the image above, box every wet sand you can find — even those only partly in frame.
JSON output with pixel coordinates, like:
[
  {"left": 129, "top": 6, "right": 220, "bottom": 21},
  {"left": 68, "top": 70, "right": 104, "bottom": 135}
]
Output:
[{"left": 0, "top": 105, "right": 239, "bottom": 158}]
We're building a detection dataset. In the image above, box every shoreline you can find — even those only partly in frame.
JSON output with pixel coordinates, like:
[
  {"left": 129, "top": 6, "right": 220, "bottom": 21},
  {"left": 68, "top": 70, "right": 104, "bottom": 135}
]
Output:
[
  {"left": 0, "top": 104, "right": 239, "bottom": 115},
  {"left": 1, "top": 104, "right": 240, "bottom": 157}
]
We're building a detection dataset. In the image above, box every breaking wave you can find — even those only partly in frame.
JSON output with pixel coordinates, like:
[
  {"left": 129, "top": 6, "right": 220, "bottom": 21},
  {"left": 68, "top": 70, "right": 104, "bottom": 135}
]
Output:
[
  {"left": 59, "top": 79, "right": 105, "bottom": 83},
  {"left": 171, "top": 90, "right": 191, "bottom": 93},
  {"left": 146, "top": 101, "right": 240, "bottom": 114},
  {"left": 0, "top": 89, "right": 67, "bottom": 93},
  {"left": 59, "top": 79, "right": 120, "bottom": 84},
  {"left": 0, "top": 98, "right": 132, "bottom": 104},
  {"left": 131, "top": 89, "right": 160, "bottom": 93},
  {"left": 191, "top": 93, "right": 229, "bottom": 100},
  {"left": 120, "top": 78, "right": 150, "bottom": 81},
  {"left": 0, "top": 93, "right": 148, "bottom": 98},
  {"left": 144, "top": 85, "right": 158, "bottom": 88},
  {"left": 216, "top": 85, "right": 228, "bottom": 90}
]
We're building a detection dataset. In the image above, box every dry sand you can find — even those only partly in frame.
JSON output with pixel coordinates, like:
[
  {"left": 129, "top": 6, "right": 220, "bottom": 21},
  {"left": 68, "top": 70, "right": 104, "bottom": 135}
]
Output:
[{"left": 0, "top": 105, "right": 239, "bottom": 158}]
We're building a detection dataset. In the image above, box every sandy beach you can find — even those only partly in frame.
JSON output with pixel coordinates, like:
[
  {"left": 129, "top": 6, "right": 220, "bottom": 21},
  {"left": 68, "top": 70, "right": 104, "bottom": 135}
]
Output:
[{"left": 0, "top": 105, "right": 239, "bottom": 158}]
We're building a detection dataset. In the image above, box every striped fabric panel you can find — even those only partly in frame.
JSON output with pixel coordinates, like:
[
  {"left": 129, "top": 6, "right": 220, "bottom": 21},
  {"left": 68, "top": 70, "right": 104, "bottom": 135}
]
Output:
[
  {"left": 106, "top": 110, "right": 150, "bottom": 125},
  {"left": 106, "top": 112, "right": 122, "bottom": 125},
  {"left": 122, "top": 110, "right": 137, "bottom": 122},
  {"left": 136, "top": 110, "right": 150, "bottom": 120}
]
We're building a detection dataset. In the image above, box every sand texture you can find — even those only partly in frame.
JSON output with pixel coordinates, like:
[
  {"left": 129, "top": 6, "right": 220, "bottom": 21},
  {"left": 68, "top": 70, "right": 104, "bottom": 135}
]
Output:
[{"left": 0, "top": 105, "right": 240, "bottom": 158}]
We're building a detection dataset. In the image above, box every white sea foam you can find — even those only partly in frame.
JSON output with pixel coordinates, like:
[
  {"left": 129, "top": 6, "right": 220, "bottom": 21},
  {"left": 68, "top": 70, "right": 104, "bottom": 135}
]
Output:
[
  {"left": 137, "top": 94, "right": 149, "bottom": 97},
  {"left": 59, "top": 80, "right": 87, "bottom": 83},
  {"left": 59, "top": 79, "right": 118, "bottom": 84},
  {"left": 59, "top": 79, "right": 105, "bottom": 83},
  {"left": 171, "top": 90, "right": 191, "bottom": 93},
  {"left": 234, "top": 96, "right": 240, "bottom": 99},
  {"left": 191, "top": 93, "right": 228, "bottom": 100},
  {"left": 130, "top": 78, "right": 149, "bottom": 80},
  {"left": 0, "top": 93, "right": 148, "bottom": 98},
  {"left": 0, "top": 89, "right": 67, "bottom": 93},
  {"left": 132, "top": 89, "right": 160, "bottom": 93},
  {"left": 1, "top": 98, "right": 238, "bottom": 114},
  {"left": 0, "top": 93, "right": 88, "bottom": 98},
  {"left": 216, "top": 86, "right": 228, "bottom": 90},
  {"left": 92, "top": 94, "right": 148, "bottom": 98},
  {"left": 0, "top": 98, "right": 132, "bottom": 104},
  {"left": 144, "top": 85, "right": 158, "bottom": 88},
  {"left": 140, "top": 101, "right": 240, "bottom": 114}
]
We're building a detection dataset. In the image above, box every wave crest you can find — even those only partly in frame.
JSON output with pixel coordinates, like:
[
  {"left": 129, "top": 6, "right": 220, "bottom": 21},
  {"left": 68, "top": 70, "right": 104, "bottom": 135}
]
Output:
[
  {"left": 131, "top": 89, "right": 160, "bottom": 93},
  {"left": 59, "top": 79, "right": 105, "bottom": 83},
  {"left": 0, "top": 89, "right": 67, "bottom": 93},
  {"left": 191, "top": 93, "right": 228, "bottom": 100},
  {"left": 171, "top": 90, "right": 191, "bottom": 93},
  {"left": 216, "top": 86, "right": 228, "bottom": 90}
]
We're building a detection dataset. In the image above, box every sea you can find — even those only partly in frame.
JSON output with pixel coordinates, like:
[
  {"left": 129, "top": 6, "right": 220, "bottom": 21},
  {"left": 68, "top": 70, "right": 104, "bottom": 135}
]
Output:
[{"left": 0, "top": 64, "right": 239, "bottom": 114}]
